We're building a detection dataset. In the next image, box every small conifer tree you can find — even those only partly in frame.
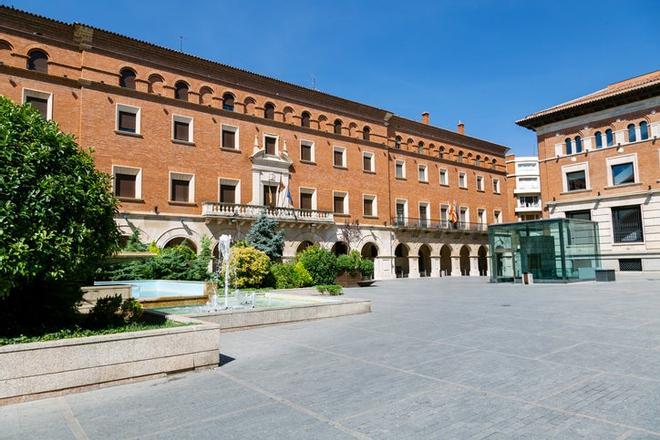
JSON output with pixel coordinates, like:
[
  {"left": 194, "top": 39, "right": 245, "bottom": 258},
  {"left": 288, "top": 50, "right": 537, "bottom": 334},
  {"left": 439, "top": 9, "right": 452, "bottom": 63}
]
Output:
[{"left": 245, "top": 211, "right": 284, "bottom": 260}]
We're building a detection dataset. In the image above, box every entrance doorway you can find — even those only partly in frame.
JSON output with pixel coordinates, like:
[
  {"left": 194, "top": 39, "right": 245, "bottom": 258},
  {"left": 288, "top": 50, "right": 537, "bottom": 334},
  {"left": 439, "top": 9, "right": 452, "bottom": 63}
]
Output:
[
  {"left": 459, "top": 245, "right": 471, "bottom": 276},
  {"left": 478, "top": 245, "right": 488, "bottom": 276},
  {"left": 440, "top": 245, "right": 452, "bottom": 276},
  {"left": 418, "top": 245, "right": 431, "bottom": 277},
  {"left": 394, "top": 244, "right": 409, "bottom": 278}
]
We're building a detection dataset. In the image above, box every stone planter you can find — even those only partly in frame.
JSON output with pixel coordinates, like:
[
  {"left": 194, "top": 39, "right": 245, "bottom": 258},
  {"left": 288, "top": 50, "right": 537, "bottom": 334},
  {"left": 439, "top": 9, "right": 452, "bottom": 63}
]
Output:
[
  {"left": 0, "top": 313, "right": 220, "bottom": 405},
  {"left": 335, "top": 271, "right": 363, "bottom": 287}
]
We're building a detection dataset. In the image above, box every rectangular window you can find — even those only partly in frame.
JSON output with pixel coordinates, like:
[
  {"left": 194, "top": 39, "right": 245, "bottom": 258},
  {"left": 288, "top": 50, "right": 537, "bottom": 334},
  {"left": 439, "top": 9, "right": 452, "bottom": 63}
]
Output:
[
  {"left": 612, "top": 205, "right": 643, "bottom": 243},
  {"left": 459, "top": 207, "right": 468, "bottom": 228},
  {"left": 172, "top": 115, "right": 193, "bottom": 142},
  {"left": 112, "top": 166, "right": 141, "bottom": 199},
  {"left": 363, "top": 152, "right": 374, "bottom": 172},
  {"left": 300, "top": 141, "right": 314, "bottom": 162},
  {"left": 419, "top": 203, "right": 429, "bottom": 226},
  {"left": 300, "top": 190, "right": 314, "bottom": 210},
  {"left": 493, "top": 178, "right": 500, "bottom": 193},
  {"left": 566, "top": 170, "right": 587, "bottom": 191},
  {"left": 23, "top": 89, "right": 52, "bottom": 120},
  {"left": 440, "top": 205, "right": 449, "bottom": 226},
  {"left": 395, "top": 200, "right": 406, "bottom": 225},
  {"left": 418, "top": 165, "right": 428, "bottom": 182},
  {"left": 611, "top": 162, "right": 635, "bottom": 186},
  {"left": 476, "top": 175, "right": 484, "bottom": 191},
  {"left": 263, "top": 184, "right": 278, "bottom": 207},
  {"left": 116, "top": 104, "right": 140, "bottom": 134},
  {"left": 439, "top": 169, "right": 448, "bottom": 185},
  {"left": 333, "top": 147, "right": 346, "bottom": 167},
  {"left": 566, "top": 210, "right": 591, "bottom": 221},
  {"left": 395, "top": 160, "right": 405, "bottom": 179},
  {"left": 221, "top": 125, "right": 238, "bottom": 150},
  {"left": 333, "top": 192, "right": 347, "bottom": 214},
  {"left": 363, "top": 195, "right": 376, "bottom": 217},
  {"left": 264, "top": 136, "right": 277, "bottom": 155},
  {"left": 170, "top": 173, "right": 194, "bottom": 203},
  {"left": 220, "top": 183, "right": 237, "bottom": 204},
  {"left": 459, "top": 172, "right": 467, "bottom": 188},
  {"left": 494, "top": 210, "right": 502, "bottom": 224}
]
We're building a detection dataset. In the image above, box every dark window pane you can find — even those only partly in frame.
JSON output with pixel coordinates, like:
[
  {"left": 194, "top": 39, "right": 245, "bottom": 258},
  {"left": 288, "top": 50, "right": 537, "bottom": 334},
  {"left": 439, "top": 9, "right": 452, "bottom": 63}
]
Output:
[
  {"left": 565, "top": 138, "right": 572, "bottom": 155},
  {"left": 363, "top": 127, "right": 370, "bottom": 141},
  {"left": 174, "top": 121, "right": 189, "bottom": 141},
  {"left": 595, "top": 132, "right": 602, "bottom": 148},
  {"left": 334, "top": 121, "right": 342, "bottom": 134},
  {"left": 115, "top": 173, "right": 136, "bottom": 198},
  {"left": 300, "top": 144, "right": 312, "bottom": 161},
  {"left": 566, "top": 170, "right": 586, "bottom": 191},
  {"left": 301, "top": 112, "right": 310, "bottom": 128},
  {"left": 363, "top": 155, "right": 371, "bottom": 171},
  {"left": 222, "top": 129, "right": 235, "bottom": 149},
  {"left": 363, "top": 198, "right": 373, "bottom": 216},
  {"left": 611, "top": 163, "right": 635, "bottom": 185},
  {"left": 566, "top": 210, "right": 591, "bottom": 221},
  {"left": 222, "top": 94, "right": 234, "bottom": 111},
  {"left": 334, "top": 196, "right": 344, "bottom": 214},
  {"left": 220, "top": 184, "right": 236, "bottom": 203},
  {"left": 175, "top": 83, "right": 188, "bottom": 100},
  {"left": 171, "top": 179, "right": 189, "bottom": 202},
  {"left": 612, "top": 206, "right": 643, "bottom": 243},
  {"left": 575, "top": 136, "right": 582, "bottom": 153},
  {"left": 606, "top": 129, "right": 614, "bottom": 146},
  {"left": 25, "top": 96, "right": 48, "bottom": 118},
  {"left": 628, "top": 124, "right": 636, "bottom": 142},
  {"left": 300, "top": 192, "right": 313, "bottom": 210},
  {"left": 27, "top": 50, "right": 48, "bottom": 72},
  {"left": 334, "top": 150, "right": 344, "bottom": 167},
  {"left": 118, "top": 111, "right": 136, "bottom": 133},
  {"left": 265, "top": 137, "right": 276, "bottom": 155},
  {"left": 119, "top": 69, "right": 136, "bottom": 89},
  {"left": 264, "top": 104, "right": 275, "bottom": 119},
  {"left": 640, "top": 122, "right": 649, "bottom": 140}
]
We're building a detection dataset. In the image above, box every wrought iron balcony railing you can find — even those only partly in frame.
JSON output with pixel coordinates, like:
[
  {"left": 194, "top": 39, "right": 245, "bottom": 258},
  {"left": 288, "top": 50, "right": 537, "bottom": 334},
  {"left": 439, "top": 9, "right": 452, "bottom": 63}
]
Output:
[
  {"left": 202, "top": 202, "right": 334, "bottom": 223},
  {"left": 390, "top": 217, "right": 489, "bottom": 232}
]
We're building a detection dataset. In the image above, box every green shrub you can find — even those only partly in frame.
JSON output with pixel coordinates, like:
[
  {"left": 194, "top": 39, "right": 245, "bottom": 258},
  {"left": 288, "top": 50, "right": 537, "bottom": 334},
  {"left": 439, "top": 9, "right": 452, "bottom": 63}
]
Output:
[
  {"left": 228, "top": 246, "right": 270, "bottom": 288},
  {"left": 316, "top": 285, "right": 343, "bottom": 296},
  {"left": 359, "top": 259, "right": 375, "bottom": 278},
  {"left": 87, "top": 295, "right": 123, "bottom": 328},
  {"left": 123, "top": 229, "right": 148, "bottom": 252},
  {"left": 270, "top": 261, "right": 313, "bottom": 289},
  {"left": 120, "top": 298, "right": 143, "bottom": 323},
  {"left": 336, "top": 251, "right": 362, "bottom": 274},
  {"left": 298, "top": 245, "right": 337, "bottom": 285}
]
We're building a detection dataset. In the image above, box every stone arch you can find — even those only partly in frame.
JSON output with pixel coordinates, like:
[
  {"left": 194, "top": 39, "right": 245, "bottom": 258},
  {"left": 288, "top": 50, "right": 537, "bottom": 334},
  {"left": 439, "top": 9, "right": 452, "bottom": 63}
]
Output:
[
  {"left": 360, "top": 242, "right": 379, "bottom": 260},
  {"left": 156, "top": 227, "right": 199, "bottom": 252},
  {"left": 147, "top": 73, "right": 165, "bottom": 94},
  {"left": 174, "top": 80, "right": 190, "bottom": 101},
  {"left": 243, "top": 96, "right": 256, "bottom": 115},
  {"left": 296, "top": 240, "right": 314, "bottom": 254},
  {"left": 199, "top": 86, "right": 214, "bottom": 105},
  {"left": 478, "top": 245, "right": 488, "bottom": 276},
  {"left": 331, "top": 241, "right": 349, "bottom": 256},
  {"left": 440, "top": 244, "right": 452, "bottom": 276},
  {"left": 163, "top": 237, "right": 197, "bottom": 253},
  {"left": 460, "top": 245, "right": 471, "bottom": 276},
  {"left": 394, "top": 243, "right": 409, "bottom": 278},
  {"left": 27, "top": 48, "right": 49, "bottom": 72},
  {"left": 348, "top": 121, "right": 358, "bottom": 136},
  {"left": 282, "top": 106, "right": 294, "bottom": 123},
  {"left": 418, "top": 244, "right": 432, "bottom": 277},
  {"left": 317, "top": 114, "right": 328, "bottom": 130},
  {"left": 119, "top": 67, "right": 137, "bottom": 89},
  {"left": 0, "top": 39, "right": 13, "bottom": 51}
]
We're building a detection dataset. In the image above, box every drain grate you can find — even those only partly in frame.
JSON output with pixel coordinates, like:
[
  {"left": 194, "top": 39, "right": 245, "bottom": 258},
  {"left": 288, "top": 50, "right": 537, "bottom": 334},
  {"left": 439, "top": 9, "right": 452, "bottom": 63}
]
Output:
[{"left": 500, "top": 304, "right": 511, "bottom": 307}]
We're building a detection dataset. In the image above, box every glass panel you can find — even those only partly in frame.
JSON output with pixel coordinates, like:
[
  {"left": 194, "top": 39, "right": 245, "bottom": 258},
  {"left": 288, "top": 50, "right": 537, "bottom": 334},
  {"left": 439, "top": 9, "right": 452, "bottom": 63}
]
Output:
[
  {"left": 612, "top": 206, "right": 643, "bottom": 243},
  {"left": 25, "top": 96, "right": 48, "bottom": 118},
  {"left": 115, "top": 174, "right": 136, "bottom": 198},
  {"left": 594, "top": 131, "right": 602, "bottom": 148},
  {"left": 611, "top": 163, "right": 634, "bottom": 185},
  {"left": 300, "top": 192, "right": 312, "bottom": 210},
  {"left": 171, "top": 179, "right": 189, "bottom": 202},
  {"left": 640, "top": 122, "right": 649, "bottom": 140},
  {"left": 606, "top": 129, "right": 614, "bottom": 146},
  {"left": 628, "top": 124, "right": 636, "bottom": 142},
  {"left": 222, "top": 129, "right": 235, "bottom": 149},
  {"left": 118, "top": 111, "right": 136, "bottom": 133},
  {"left": 566, "top": 170, "right": 586, "bottom": 191}
]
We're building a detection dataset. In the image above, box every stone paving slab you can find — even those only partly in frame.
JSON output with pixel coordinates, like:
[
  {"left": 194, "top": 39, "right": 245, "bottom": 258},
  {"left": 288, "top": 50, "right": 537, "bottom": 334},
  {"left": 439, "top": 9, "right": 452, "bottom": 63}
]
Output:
[{"left": 3, "top": 275, "right": 660, "bottom": 439}]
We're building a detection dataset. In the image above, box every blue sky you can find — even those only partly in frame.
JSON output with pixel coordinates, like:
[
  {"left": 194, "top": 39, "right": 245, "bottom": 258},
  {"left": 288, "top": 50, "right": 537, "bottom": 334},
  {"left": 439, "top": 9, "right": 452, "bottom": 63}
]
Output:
[{"left": 6, "top": 0, "right": 659, "bottom": 155}]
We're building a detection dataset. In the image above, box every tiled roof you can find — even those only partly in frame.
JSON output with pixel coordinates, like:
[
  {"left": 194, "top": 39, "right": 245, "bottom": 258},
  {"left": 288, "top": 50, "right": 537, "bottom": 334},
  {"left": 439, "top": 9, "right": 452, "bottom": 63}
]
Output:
[{"left": 517, "top": 70, "right": 660, "bottom": 128}]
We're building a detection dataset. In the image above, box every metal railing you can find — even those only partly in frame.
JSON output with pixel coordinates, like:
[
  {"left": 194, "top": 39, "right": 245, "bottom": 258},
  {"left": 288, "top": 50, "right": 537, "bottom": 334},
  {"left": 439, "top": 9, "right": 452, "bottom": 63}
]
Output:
[
  {"left": 613, "top": 221, "right": 644, "bottom": 243},
  {"left": 202, "top": 202, "right": 334, "bottom": 223},
  {"left": 391, "top": 217, "right": 488, "bottom": 232}
]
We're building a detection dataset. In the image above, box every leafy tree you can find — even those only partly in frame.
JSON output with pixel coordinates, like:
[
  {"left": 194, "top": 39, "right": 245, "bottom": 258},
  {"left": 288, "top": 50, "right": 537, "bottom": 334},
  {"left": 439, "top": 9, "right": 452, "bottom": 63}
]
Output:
[
  {"left": 0, "top": 96, "right": 120, "bottom": 335},
  {"left": 228, "top": 246, "right": 270, "bottom": 288},
  {"left": 298, "top": 245, "right": 338, "bottom": 285},
  {"left": 245, "top": 211, "right": 284, "bottom": 260},
  {"left": 123, "top": 229, "right": 148, "bottom": 252}
]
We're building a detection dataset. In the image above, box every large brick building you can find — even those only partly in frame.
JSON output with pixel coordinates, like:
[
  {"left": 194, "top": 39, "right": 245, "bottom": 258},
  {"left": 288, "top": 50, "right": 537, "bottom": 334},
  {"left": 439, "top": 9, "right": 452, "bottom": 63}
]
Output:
[
  {"left": 517, "top": 71, "right": 660, "bottom": 272},
  {"left": 0, "top": 6, "right": 512, "bottom": 279}
]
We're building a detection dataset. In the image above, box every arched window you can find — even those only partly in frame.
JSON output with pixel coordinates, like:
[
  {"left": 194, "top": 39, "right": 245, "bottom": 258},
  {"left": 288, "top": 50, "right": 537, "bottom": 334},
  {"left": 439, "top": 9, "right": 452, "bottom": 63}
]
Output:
[
  {"left": 575, "top": 136, "right": 583, "bottom": 153},
  {"left": 27, "top": 49, "right": 48, "bottom": 73},
  {"left": 438, "top": 146, "right": 445, "bottom": 159},
  {"left": 148, "top": 74, "right": 164, "bottom": 94},
  {"left": 417, "top": 141, "right": 424, "bottom": 154},
  {"left": 457, "top": 151, "right": 464, "bottom": 163},
  {"left": 628, "top": 123, "right": 636, "bottom": 142},
  {"left": 640, "top": 121, "right": 649, "bottom": 140},
  {"left": 301, "top": 111, "right": 311, "bottom": 128},
  {"left": 395, "top": 136, "right": 401, "bottom": 149},
  {"left": 565, "top": 138, "right": 573, "bottom": 155},
  {"left": 119, "top": 68, "right": 136, "bottom": 89},
  {"left": 362, "top": 126, "right": 370, "bottom": 141},
  {"left": 333, "top": 119, "right": 342, "bottom": 135},
  {"left": 605, "top": 129, "right": 614, "bottom": 146},
  {"left": 491, "top": 159, "right": 497, "bottom": 170},
  {"left": 174, "top": 81, "right": 189, "bottom": 101},
  {"left": 264, "top": 102, "right": 275, "bottom": 119},
  {"left": 475, "top": 155, "right": 481, "bottom": 167},
  {"left": 222, "top": 93, "right": 235, "bottom": 111},
  {"left": 199, "top": 86, "right": 213, "bottom": 105},
  {"left": 594, "top": 131, "right": 603, "bottom": 148}
]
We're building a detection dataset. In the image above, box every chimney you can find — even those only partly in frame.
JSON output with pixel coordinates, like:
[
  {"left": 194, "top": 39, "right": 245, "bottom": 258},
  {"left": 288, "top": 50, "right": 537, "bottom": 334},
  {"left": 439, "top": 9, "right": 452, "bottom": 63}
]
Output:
[
  {"left": 421, "top": 112, "right": 430, "bottom": 124},
  {"left": 457, "top": 120, "right": 465, "bottom": 134}
]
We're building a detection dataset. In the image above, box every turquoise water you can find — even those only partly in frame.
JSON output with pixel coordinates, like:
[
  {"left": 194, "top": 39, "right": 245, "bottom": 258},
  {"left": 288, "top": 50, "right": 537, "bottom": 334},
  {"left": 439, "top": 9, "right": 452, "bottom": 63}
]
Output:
[
  {"left": 94, "top": 280, "right": 206, "bottom": 299},
  {"left": 154, "top": 295, "right": 327, "bottom": 314}
]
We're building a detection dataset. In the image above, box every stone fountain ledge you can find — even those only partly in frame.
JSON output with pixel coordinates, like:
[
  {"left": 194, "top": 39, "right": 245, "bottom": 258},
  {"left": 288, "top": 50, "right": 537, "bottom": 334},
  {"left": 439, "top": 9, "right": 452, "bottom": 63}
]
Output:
[
  {"left": 0, "top": 313, "right": 220, "bottom": 405},
  {"left": 161, "top": 293, "right": 372, "bottom": 331}
]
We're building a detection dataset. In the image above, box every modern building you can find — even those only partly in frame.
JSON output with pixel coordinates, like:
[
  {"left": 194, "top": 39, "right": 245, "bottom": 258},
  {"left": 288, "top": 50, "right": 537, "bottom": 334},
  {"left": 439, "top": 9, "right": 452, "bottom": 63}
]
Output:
[
  {"left": 517, "top": 71, "right": 660, "bottom": 272},
  {"left": 0, "top": 6, "right": 512, "bottom": 280},
  {"left": 505, "top": 155, "right": 542, "bottom": 221}
]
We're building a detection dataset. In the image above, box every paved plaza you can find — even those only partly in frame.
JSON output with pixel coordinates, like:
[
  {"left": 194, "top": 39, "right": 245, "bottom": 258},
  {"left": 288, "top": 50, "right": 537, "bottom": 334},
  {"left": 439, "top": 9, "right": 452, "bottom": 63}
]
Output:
[{"left": 4, "top": 276, "right": 660, "bottom": 439}]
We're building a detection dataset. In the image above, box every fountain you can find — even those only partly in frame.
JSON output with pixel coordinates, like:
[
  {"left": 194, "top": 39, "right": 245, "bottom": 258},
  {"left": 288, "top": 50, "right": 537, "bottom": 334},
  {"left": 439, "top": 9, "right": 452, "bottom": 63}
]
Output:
[{"left": 206, "top": 234, "right": 255, "bottom": 311}]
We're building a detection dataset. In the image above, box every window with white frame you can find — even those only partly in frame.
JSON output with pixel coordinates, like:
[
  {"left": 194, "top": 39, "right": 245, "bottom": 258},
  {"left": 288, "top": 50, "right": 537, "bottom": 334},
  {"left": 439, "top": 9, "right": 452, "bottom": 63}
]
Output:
[
  {"left": 493, "top": 178, "right": 501, "bottom": 193},
  {"left": 607, "top": 154, "right": 637, "bottom": 187},
  {"left": 300, "top": 140, "right": 315, "bottom": 162},
  {"left": 476, "top": 175, "right": 484, "bottom": 191},
  {"left": 221, "top": 124, "right": 239, "bottom": 150},
  {"left": 219, "top": 178, "right": 239, "bottom": 204},
  {"left": 333, "top": 146, "right": 347, "bottom": 167},
  {"left": 395, "top": 199, "right": 407, "bottom": 225},
  {"left": 494, "top": 210, "right": 502, "bottom": 224},
  {"left": 264, "top": 134, "right": 278, "bottom": 155},
  {"left": 477, "top": 208, "right": 486, "bottom": 227},
  {"left": 458, "top": 172, "right": 467, "bottom": 188},
  {"left": 459, "top": 206, "right": 469, "bottom": 226},
  {"left": 116, "top": 104, "right": 140, "bottom": 134},
  {"left": 439, "top": 168, "right": 448, "bottom": 185},
  {"left": 333, "top": 191, "right": 348, "bottom": 214},
  {"left": 169, "top": 172, "right": 194, "bottom": 203},
  {"left": 362, "top": 151, "right": 375, "bottom": 172},
  {"left": 363, "top": 194, "right": 377, "bottom": 217},
  {"left": 172, "top": 115, "right": 193, "bottom": 143},
  {"left": 395, "top": 160, "right": 406, "bottom": 179},
  {"left": 440, "top": 205, "right": 449, "bottom": 225},
  {"left": 299, "top": 187, "right": 316, "bottom": 210},
  {"left": 562, "top": 163, "right": 589, "bottom": 192},
  {"left": 112, "top": 166, "right": 141, "bottom": 199},
  {"left": 418, "top": 164, "right": 428, "bottom": 182},
  {"left": 23, "top": 88, "right": 52, "bottom": 120},
  {"left": 418, "top": 202, "right": 429, "bottom": 226}
]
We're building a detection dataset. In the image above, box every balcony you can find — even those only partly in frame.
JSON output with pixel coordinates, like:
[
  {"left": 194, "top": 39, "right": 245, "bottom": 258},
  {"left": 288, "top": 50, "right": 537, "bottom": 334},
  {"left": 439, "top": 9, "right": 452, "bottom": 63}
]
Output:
[
  {"left": 202, "top": 202, "right": 334, "bottom": 224},
  {"left": 391, "top": 217, "right": 488, "bottom": 233},
  {"left": 515, "top": 199, "right": 542, "bottom": 213}
]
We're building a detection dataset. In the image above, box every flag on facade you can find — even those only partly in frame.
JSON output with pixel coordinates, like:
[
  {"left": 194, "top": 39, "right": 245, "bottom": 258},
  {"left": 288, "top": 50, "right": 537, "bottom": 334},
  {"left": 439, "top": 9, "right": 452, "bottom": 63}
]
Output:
[
  {"left": 448, "top": 201, "right": 458, "bottom": 224},
  {"left": 285, "top": 186, "right": 294, "bottom": 207}
]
